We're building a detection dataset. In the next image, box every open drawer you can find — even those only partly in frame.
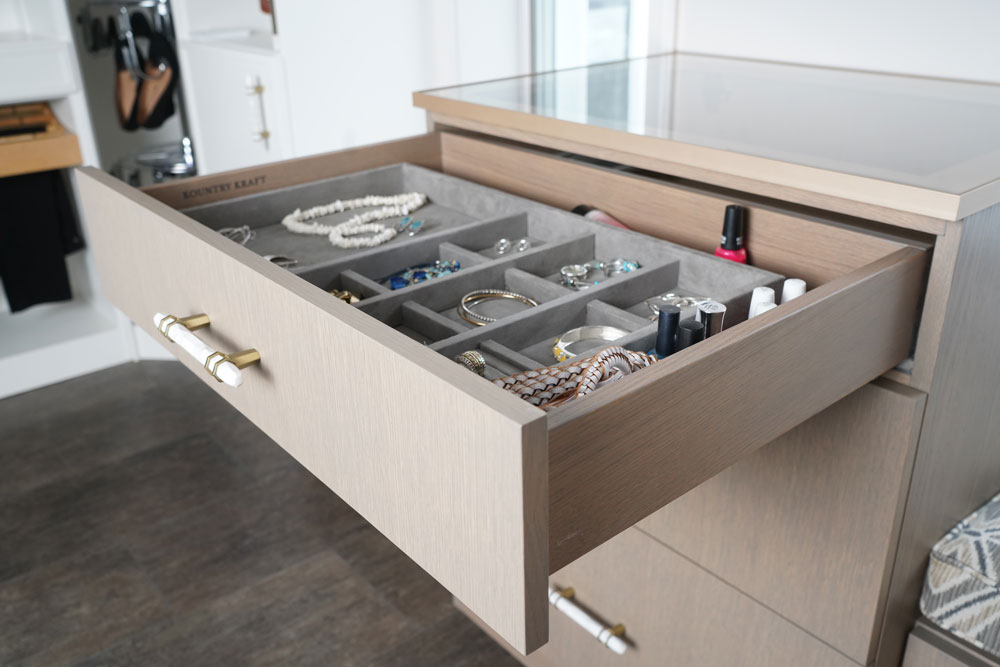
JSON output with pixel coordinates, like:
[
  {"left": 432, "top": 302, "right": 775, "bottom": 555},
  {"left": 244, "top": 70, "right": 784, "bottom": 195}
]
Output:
[{"left": 76, "top": 131, "right": 927, "bottom": 654}]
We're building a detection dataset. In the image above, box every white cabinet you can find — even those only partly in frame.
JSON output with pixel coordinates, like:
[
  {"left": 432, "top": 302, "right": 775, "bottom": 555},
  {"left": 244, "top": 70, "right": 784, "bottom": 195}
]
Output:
[{"left": 178, "top": 38, "right": 291, "bottom": 174}]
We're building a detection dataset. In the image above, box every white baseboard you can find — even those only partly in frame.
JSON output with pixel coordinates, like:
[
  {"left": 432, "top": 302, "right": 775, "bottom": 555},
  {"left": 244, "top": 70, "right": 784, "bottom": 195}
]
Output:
[{"left": 0, "top": 326, "right": 133, "bottom": 399}]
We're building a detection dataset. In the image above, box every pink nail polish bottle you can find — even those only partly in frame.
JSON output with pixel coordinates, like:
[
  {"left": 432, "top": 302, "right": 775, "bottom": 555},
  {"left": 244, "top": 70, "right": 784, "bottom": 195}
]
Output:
[{"left": 715, "top": 205, "right": 748, "bottom": 264}]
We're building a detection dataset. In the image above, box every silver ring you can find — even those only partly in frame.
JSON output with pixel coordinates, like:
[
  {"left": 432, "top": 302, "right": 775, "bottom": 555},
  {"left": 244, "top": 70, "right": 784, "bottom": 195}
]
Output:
[
  {"left": 454, "top": 350, "right": 486, "bottom": 376},
  {"left": 603, "top": 258, "right": 640, "bottom": 277},
  {"left": 646, "top": 293, "right": 710, "bottom": 315},
  {"left": 560, "top": 264, "right": 589, "bottom": 280}
]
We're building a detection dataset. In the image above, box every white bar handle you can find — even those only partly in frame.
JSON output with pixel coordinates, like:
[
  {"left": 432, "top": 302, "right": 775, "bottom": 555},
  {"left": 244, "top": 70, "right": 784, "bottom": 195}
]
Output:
[
  {"left": 549, "top": 586, "right": 627, "bottom": 655},
  {"left": 153, "top": 313, "right": 260, "bottom": 388}
]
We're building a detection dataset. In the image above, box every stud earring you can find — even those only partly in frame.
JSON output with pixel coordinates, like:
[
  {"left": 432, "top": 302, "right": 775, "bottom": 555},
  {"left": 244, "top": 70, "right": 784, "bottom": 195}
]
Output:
[
  {"left": 494, "top": 238, "right": 511, "bottom": 255},
  {"left": 516, "top": 238, "right": 531, "bottom": 252}
]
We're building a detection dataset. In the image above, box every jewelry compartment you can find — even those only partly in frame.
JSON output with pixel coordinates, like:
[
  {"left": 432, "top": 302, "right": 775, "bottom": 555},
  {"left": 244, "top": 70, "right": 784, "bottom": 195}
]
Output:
[
  {"left": 77, "top": 130, "right": 928, "bottom": 655},
  {"left": 181, "top": 160, "right": 783, "bottom": 363}
]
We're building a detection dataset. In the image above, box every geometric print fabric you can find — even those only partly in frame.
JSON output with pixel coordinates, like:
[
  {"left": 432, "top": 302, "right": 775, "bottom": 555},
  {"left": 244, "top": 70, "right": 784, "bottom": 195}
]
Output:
[{"left": 921, "top": 491, "right": 1000, "bottom": 657}]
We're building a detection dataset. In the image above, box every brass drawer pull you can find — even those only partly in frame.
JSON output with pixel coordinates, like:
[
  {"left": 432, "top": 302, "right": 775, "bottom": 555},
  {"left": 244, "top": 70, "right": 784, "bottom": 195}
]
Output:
[
  {"left": 549, "top": 586, "right": 627, "bottom": 655},
  {"left": 153, "top": 313, "right": 260, "bottom": 387}
]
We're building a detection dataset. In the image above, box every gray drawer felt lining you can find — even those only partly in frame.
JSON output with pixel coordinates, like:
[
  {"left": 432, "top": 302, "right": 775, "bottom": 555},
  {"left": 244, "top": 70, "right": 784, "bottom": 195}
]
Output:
[{"left": 182, "top": 162, "right": 784, "bottom": 373}]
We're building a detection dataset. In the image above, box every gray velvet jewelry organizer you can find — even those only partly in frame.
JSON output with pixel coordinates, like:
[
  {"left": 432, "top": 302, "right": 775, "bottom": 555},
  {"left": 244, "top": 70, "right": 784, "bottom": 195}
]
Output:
[{"left": 184, "top": 163, "right": 784, "bottom": 380}]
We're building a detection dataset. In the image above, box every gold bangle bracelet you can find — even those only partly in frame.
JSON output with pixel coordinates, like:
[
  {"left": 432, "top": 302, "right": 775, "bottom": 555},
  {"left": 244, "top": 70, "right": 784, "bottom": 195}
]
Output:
[{"left": 457, "top": 289, "right": 539, "bottom": 326}]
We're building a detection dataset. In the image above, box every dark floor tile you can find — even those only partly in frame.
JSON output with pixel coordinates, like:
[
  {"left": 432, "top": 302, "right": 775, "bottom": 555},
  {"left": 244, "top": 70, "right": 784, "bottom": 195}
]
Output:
[
  {"left": 74, "top": 552, "right": 417, "bottom": 667},
  {"left": 365, "top": 611, "right": 522, "bottom": 667},
  {"left": 51, "top": 366, "right": 224, "bottom": 470},
  {"left": 0, "top": 362, "right": 226, "bottom": 498},
  {"left": 1, "top": 361, "right": 513, "bottom": 665},
  {"left": 0, "top": 547, "right": 167, "bottom": 666},
  {"left": 0, "top": 362, "right": 190, "bottom": 440},
  {"left": 204, "top": 410, "right": 297, "bottom": 476},
  {"left": 333, "top": 523, "right": 454, "bottom": 627},
  {"left": 0, "top": 431, "right": 75, "bottom": 501},
  {"left": 122, "top": 464, "right": 368, "bottom": 612},
  {"left": 0, "top": 363, "right": 157, "bottom": 436},
  {"left": 74, "top": 434, "right": 249, "bottom": 538},
  {"left": 0, "top": 478, "right": 102, "bottom": 583}
]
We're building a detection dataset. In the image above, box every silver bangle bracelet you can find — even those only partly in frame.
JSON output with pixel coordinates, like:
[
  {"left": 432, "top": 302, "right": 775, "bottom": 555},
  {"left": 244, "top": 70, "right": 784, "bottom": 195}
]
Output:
[
  {"left": 457, "top": 289, "right": 539, "bottom": 326},
  {"left": 553, "top": 325, "right": 629, "bottom": 362}
]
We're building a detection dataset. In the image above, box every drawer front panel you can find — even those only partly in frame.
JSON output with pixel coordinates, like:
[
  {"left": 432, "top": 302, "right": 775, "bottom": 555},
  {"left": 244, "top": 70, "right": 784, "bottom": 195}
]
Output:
[
  {"left": 76, "top": 166, "right": 550, "bottom": 653},
  {"left": 547, "top": 246, "right": 927, "bottom": 570},
  {"left": 638, "top": 380, "right": 926, "bottom": 663},
  {"left": 467, "top": 528, "right": 858, "bottom": 667}
]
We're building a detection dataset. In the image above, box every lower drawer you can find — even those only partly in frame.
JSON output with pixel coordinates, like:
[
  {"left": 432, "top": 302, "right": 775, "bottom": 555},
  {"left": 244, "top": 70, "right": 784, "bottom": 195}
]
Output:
[
  {"left": 465, "top": 527, "right": 858, "bottom": 667},
  {"left": 639, "top": 379, "right": 927, "bottom": 663},
  {"left": 77, "top": 131, "right": 927, "bottom": 653}
]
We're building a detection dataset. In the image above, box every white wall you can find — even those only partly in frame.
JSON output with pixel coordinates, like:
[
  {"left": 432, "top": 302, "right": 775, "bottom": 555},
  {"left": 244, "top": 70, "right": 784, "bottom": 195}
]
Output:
[
  {"left": 277, "top": 0, "right": 531, "bottom": 157},
  {"left": 169, "top": 0, "right": 273, "bottom": 39},
  {"left": 675, "top": 0, "right": 1000, "bottom": 83}
]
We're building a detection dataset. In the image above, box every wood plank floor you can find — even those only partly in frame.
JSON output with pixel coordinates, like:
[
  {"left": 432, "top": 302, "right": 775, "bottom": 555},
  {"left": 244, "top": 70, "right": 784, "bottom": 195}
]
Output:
[{"left": 0, "top": 361, "right": 521, "bottom": 667}]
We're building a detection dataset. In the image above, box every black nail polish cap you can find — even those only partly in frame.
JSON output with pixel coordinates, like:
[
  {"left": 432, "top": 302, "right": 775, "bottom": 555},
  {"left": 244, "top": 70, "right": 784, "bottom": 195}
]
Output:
[
  {"left": 655, "top": 305, "right": 680, "bottom": 358},
  {"left": 721, "top": 205, "right": 745, "bottom": 251},
  {"left": 676, "top": 319, "right": 705, "bottom": 351}
]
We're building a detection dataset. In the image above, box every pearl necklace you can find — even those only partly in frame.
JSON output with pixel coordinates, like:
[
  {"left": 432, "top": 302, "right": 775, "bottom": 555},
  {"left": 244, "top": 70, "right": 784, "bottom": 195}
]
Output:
[{"left": 281, "top": 192, "right": 427, "bottom": 249}]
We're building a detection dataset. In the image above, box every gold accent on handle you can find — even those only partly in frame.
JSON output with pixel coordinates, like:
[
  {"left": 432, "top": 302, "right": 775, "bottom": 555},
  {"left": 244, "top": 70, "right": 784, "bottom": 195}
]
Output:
[
  {"left": 247, "top": 83, "right": 265, "bottom": 95},
  {"left": 178, "top": 313, "right": 210, "bottom": 330},
  {"left": 557, "top": 587, "right": 575, "bottom": 599},
  {"left": 609, "top": 623, "right": 625, "bottom": 637},
  {"left": 158, "top": 313, "right": 261, "bottom": 383},
  {"left": 158, "top": 313, "right": 211, "bottom": 340},
  {"left": 204, "top": 348, "right": 261, "bottom": 383}
]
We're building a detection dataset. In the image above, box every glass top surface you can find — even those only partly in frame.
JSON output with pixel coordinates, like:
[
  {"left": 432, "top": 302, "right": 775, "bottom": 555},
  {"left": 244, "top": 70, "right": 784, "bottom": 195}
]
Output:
[{"left": 423, "top": 54, "right": 1000, "bottom": 194}]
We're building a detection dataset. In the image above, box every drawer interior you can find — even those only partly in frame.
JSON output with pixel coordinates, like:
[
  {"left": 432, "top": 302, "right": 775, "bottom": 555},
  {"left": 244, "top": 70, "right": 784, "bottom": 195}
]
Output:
[{"left": 183, "top": 163, "right": 784, "bottom": 383}]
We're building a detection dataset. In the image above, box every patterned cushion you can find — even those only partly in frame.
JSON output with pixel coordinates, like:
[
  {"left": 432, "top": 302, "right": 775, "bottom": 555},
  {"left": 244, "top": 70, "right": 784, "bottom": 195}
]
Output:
[{"left": 921, "top": 491, "right": 1000, "bottom": 657}]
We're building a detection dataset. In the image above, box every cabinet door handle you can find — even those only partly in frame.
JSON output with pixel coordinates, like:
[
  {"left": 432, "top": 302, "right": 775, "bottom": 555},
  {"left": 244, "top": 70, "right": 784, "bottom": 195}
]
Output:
[
  {"left": 153, "top": 313, "right": 260, "bottom": 388},
  {"left": 549, "top": 586, "right": 627, "bottom": 655},
  {"left": 245, "top": 74, "right": 270, "bottom": 148}
]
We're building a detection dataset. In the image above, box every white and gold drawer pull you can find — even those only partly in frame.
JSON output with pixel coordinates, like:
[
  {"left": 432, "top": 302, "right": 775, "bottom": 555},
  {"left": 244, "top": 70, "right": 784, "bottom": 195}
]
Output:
[
  {"left": 153, "top": 313, "right": 260, "bottom": 388},
  {"left": 549, "top": 586, "right": 627, "bottom": 655}
]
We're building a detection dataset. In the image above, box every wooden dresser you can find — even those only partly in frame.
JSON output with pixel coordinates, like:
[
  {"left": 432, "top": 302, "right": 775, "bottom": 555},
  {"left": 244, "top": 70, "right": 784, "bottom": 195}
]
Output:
[{"left": 76, "top": 54, "right": 1000, "bottom": 666}]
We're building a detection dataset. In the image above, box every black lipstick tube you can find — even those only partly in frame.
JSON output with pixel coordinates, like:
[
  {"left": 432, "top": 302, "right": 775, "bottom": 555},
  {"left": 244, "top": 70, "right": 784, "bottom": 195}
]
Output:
[
  {"left": 655, "top": 305, "right": 681, "bottom": 358},
  {"left": 676, "top": 319, "right": 705, "bottom": 351}
]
